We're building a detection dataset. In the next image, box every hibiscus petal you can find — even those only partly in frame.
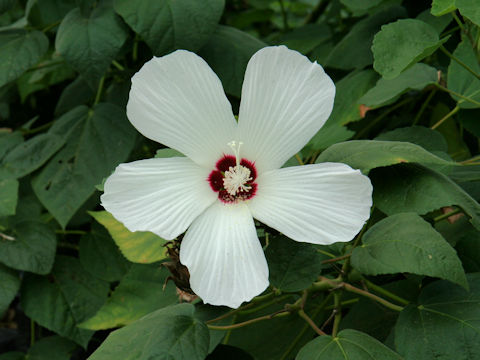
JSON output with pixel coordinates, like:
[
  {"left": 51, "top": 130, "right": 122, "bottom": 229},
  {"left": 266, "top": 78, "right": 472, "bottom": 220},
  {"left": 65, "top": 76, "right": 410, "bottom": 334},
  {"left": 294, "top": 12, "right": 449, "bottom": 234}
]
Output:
[
  {"left": 180, "top": 202, "right": 269, "bottom": 308},
  {"left": 127, "top": 50, "right": 237, "bottom": 168},
  {"left": 248, "top": 163, "right": 372, "bottom": 245},
  {"left": 101, "top": 157, "right": 216, "bottom": 240},
  {"left": 237, "top": 46, "right": 335, "bottom": 173}
]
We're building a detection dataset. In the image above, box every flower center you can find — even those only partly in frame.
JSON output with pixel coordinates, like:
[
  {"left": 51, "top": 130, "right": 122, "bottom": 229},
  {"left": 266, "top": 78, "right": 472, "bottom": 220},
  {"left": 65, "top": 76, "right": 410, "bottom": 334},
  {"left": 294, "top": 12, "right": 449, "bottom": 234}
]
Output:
[{"left": 208, "top": 141, "right": 257, "bottom": 203}]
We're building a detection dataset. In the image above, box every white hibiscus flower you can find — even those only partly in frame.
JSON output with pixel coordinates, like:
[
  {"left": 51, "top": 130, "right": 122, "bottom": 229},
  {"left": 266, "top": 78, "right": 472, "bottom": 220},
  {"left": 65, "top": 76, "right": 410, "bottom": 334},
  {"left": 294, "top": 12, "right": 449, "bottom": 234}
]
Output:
[{"left": 101, "top": 46, "right": 373, "bottom": 309}]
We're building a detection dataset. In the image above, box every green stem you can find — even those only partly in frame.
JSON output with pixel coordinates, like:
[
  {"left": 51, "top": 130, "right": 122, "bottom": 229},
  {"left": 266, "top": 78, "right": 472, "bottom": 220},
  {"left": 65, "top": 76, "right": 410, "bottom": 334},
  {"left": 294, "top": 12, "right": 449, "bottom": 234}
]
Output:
[
  {"left": 278, "top": 0, "right": 289, "bottom": 30},
  {"left": 30, "top": 320, "right": 35, "bottom": 346},
  {"left": 317, "top": 249, "right": 337, "bottom": 258},
  {"left": 42, "top": 20, "right": 61, "bottom": 33},
  {"left": 112, "top": 60, "right": 125, "bottom": 71},
  {"left": 321, "top": 254, "right": 351, "bottom": 265},
  {"left": 239, "top": 294, "right": 292, "bottom": 315},
  {"left": 440, "top": 45, "right": 480, "bottom": 81},
  {"left": 431, "top": 105, "right": 460, "bottom": 130},
  {"left": 133, "top": 35, "right": 139, "bottom": 62},
  {"left": 324, "top": 298, "right": 359, "bottom": 310},
  {"left": 55, "top": 230, "right": 87, "bottom": 235},
  {"left": 22, "top": 121, "right": 53, "bottom": 135},
  {"left": 208, "top": 311, "right": 290, "bottom": 331},
  {"left": 331, "top": 292, "right": 342, "bottom": 337},
  {"left": 452, "top": 12, "right": 465, "bottom": 32},
  {"left": 413, "top": 88, "right": 437, "bottom": 125},
  {"left": 343, "top": 283, "right": 404, "bottom": 312},
  {"left": 433, "top": 207, "right": 463, "bottom": 222},
  {"left": 304, "top": 0, "right": 327, "bottom": 25},
  {"left": 94, "top": 76, "right": 105, "bottom": 106},
  {"left": 295, "top": 153, "right": 304, "bottom": 165},
  {"left": 461, "top": 155, "right": 480, "bottom": 164},
  {"left": 435, "top": 83, "right": 480, "bottom": 106},
  {"left": 58, "top": 241, "right": 80, "bottom": 251},
  {"left": 363, "top": 279, "right": 409, "bottom": 305},
  {"left": 298, "top": 309, "right": 326, "bottom": 336}
]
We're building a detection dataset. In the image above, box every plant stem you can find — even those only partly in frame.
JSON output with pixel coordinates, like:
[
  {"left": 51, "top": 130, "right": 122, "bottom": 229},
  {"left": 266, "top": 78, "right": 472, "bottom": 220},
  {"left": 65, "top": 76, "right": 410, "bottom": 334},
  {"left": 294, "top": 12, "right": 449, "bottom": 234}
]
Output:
[
  {"left": 298, "top": 309, "right": 326, "bottom": 336},
  {"left": 413, "top": 88, "right": 436, "bottom": 125},
  {"left": 295, "top": 153, "right": 304, "bottom": 165},
  {"left": 207, "top": 311, "right": 290, "bottom": 331},
  {"left": 317, "top": 249, "right": 337, "bottom": 258},
  {"left": 363, "top": 279, "right": 409, "bottom": 305},
  {"left": 431, "top": 105, "right": 460, "bottom": 130},
  {"left": 321, "top": 254, "right": 351, "bottom": 265},
  {"left": 452, "top": 12, "right": 465, "bottom": 32},
  {"left": 331, "top": 292, "right": 342, "bottom": 337},
  {"left": 42, "top": 20, "right": 61, "bottom": 33},
  {"left": 239, "top": 294, "right": 292, "bottom": 315},
  {"left": 342, "top": 283, "right": 404, "bottom": 312},
  {"left": 304, "top": 0, "right": 327, "bottom": 25},
  {"left": 55, "top": 230, "right": 87, "bottom": 235},
  {"left": 435, "top": 83, "right": 480, "bottom": 106},
  {"left": 22, "top": 121, "right": 53, "bottom": 135},
  {"left": 30, "top": 320, "right": 35, "bottom": 346},
  {"left": 324, "top": 298, "right": 359, "bottom": 310},
  {"left": 461, "top": 155, "right": 480, "bottom": 164},
  {"left": 278, "top": 0, "right": 289, "bottom": 30},
  {"left": 94, "top": 76, "right": 105, "bottom": 106},
  {"left": 439, "top": 45, "right": 480, "bottom": 81},
  {"left": 433, "top": 207, "right": 463, "bottom": 222},
  {"left": 0, "top": 232, "right": 15, "bottom": 241},
  {"left": 112, "top": 60, "right": 125, "bottom": 71}
]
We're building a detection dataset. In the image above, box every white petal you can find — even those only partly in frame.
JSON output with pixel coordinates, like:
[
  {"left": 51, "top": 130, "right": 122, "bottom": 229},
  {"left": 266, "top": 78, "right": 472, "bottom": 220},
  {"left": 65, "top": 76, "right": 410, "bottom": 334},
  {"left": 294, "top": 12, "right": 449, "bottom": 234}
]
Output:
[
  {"left": 248, "top": 163, "right": 373, "bottom": 245},
  {"left": 101, "top": 157, "right": 216, "bottom": 240},
  {"left": 237, "top": 46, "right": 335, "bottom": 173},
  {"left": 180, "top": 202, "right": 269, "bottom": 308},
  {"left": 127, "top": 50, "right": 237, "bottom": 168}
]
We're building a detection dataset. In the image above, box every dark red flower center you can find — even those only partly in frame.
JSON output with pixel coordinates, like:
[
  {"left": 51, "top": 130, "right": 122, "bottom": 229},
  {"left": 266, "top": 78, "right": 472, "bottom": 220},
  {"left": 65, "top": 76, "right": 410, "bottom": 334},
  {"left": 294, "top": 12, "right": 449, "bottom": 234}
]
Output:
[{"left": 208, "top": 155, "right": 258, "bottom": 203}]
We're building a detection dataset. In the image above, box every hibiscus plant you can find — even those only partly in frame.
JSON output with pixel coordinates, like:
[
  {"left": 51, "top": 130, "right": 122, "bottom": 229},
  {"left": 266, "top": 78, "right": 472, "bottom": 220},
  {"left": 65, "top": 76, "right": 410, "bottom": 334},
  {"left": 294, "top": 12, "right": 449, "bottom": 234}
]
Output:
[{"left": 0, "top": 0, "right": 479, "bottom": 360}]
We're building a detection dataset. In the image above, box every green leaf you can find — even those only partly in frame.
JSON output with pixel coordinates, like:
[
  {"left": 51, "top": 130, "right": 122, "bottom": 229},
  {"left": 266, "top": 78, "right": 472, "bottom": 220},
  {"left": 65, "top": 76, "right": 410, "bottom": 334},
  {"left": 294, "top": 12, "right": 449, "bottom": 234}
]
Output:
[
  {"left": 0, "top": 221, "right": 56, "bottom": 274},
  {"left": 456, "top": 0, "right": 480, "bottom": 26},
  {"left": 0, "top": 178, "right": 18, "bottom": 216},
  {"left": 447, "top": 39, "right": 480, "bottom": 109},
  {"left": 371, "top": 164, "right": 480, "bottom": 230},
  {"left": 351, "top": 212, "right": 467, "bottom": 288},
  {"left": 265, "top": 235, "right": 325, "bottom": 292},
  {"left": 79, "top": 224, "right": 130, "bottom": 282},
  {"left": 394, "top": 273, "right": 480, "bottom": 360},
  {"left": 32, "top": 104, "right": 135, "bottom": 228},
  {"left": 375, "top": 126, "right": 448, "bottom": 153},
  {"left": 372, "top": 19, "right": 448, "bottom": 79},
  {"left": 154, "top": 148, "right": 185, "bottom": 158},
  {"left": 55, "top": 77, "right": 95, "bottom": 116},
  {"left": 27, "top": 336, "right": 77, "bottom": 360},
  {"left": 114, "top": 0, "right": 224, "bottom": 56},
  {"left": 21, "top": 256, "right": 109, "bottom": 347},
  {"left": 89, "top": 211, "right": 168, "bottom": 264},
  {"left": 416, "top": 9, "right": 452, "bottom": 34},
  {"left": 0, "top": 29, "right": 48, "bottom": 88},
  {"left": 296, "top": 329, "right": 403, "bottom": 360},
  {"left": 316, "top": 140, "right": 455, "bottom": 174},
  {"left": 55, "top": 5, "right": 128, "bottom": 87},
  {"left": 455, "top": 225, "right": 480, "bottom": 272},
  {"left": 325, "top": 6, "right": 406, "bottom": 70},
  {"left": 360, "top": 63, "right": 438, "bottom": 107},
  {"left": 0, "top": 132, "right": 23, "bottom": 160},
  {"left": 0, "top": 0, "right": 16, "bottom": 13},
  {"left": 198, "top": 25, "right": 266, "bottom": 97},
  {"left": 88, "top": 304, "right": 209, "bottom": 360},
  {"left": 431, "top": 0, "right": 456, "bottom": 16},
  {"left": 0, "top": 132, "right": 65, "bottom": 179},
  {"left": 79, "top": 264, "right": 178, "bottom": 330},
  {"left": 0, "top": 353, "right": 24, "bottom": 360},
  {"left": 0, "top": 263, "right": 20, "bottom": 316},
  {"left": 307, "top": 70, "right": 377, "bottom": 151},
  {"left": 26, "top": 0, "right": 77, "bottom": 29}
]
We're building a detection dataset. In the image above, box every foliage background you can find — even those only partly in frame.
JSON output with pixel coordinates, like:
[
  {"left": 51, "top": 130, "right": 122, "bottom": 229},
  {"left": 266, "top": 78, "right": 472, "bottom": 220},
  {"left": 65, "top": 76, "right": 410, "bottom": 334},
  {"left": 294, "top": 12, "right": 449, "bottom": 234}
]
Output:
[{"left": 1, "top": 0, "right": 480, "bottom": 359}]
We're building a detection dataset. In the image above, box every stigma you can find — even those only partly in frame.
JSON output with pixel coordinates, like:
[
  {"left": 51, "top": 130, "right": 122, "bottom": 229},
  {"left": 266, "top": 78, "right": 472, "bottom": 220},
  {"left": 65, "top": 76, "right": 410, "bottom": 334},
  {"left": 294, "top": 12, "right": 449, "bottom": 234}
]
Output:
[{"left": 223, "top": 165, "right": 252, "bottom": 195}]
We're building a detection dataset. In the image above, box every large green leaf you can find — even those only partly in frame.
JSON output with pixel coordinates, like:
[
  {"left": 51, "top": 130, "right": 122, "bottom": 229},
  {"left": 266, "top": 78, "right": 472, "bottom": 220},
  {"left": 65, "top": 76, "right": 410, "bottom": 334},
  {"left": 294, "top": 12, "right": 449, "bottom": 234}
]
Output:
[
  {"left": 447, "top": 39, "right": 480, "bottom": 109},
  {"left": 325, "top": 6, "right": 406, "bottom": 70},
  {"left": 114, "top": 0, "right": 224, "bottom": 56},
  {"left": 199, "top": 25, "right": 266, "bottom": 97},
  {"left": 296, "top": 329, "right": 403, "bottom": 360},
  {"left": 360, "top": 63, "right": 438, "bottom": 107},
  {"left": 316, "top": 140, "right": 455, "bottom": 174},
  {"left": 274, "top": 23, "right": 330, "bottom": 54},
  {"left": 0, "top": 29, "right": 48, "bottom": 88},
  {"left": 0, "top": 263, "right": 20, "bottom": 316},
  {"left": 0, "top": 132, "right": 23, "bottom": 160},
  {"left": 55, "top": 5, "right": 128, "bottom": 87},
  {"left": 21, "top": 256, "right": 109, "bottom": 347},
  {"left": 88, "top": 304, "right": 209, "bottom": 360},
  {"left": 90, "top": 211, "right": 168, "bottom": 264},
  {"left": 0, "top": 132, "right": 65, "bottom": 179},
  {"left": 27, "top": 336, "right": 77, "bottom": 360},
  {"left": 371, "top": 164, "right": 480, "bottom": 230},
  {"left": 0, "top": 221, "right": 56, "bottom": 274},
  {"left": 265, "top": 235, "right": 325, "bottom": 292},
  {"left": 79, "top": 224, "right": 130, "bottom": 282},
  {"left": 79, "top": 264, "right": 178, "bottom": 330},
  {"left": 0, "top": 353, "right": 24, "bottom": 360},
  {"left": 351, "top": 213, "right": 467, "bottom": 288},
  {"left": 26, "top": 0, "right": 77, "bottom": 29},
  {"left": 456, "top": 0, "right": 480, "bottom": 26},
  {"left": 394, "top": 273, "right": 480, "bottom": 360},
  {"left": 431, "top": 0, "right": 456, "bottom": 16},
  {"left": 0, "top": 178, "right": 18, "bottom": 216},
  {"left": 375, "top": 126, "right": 448, "bottom": 153},
  {"left": 32, "top": 104, "right": 135, "bottom": 228},
  {"left": 372, "top": 19, "right": 447, "bottom": 79}
]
